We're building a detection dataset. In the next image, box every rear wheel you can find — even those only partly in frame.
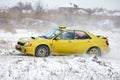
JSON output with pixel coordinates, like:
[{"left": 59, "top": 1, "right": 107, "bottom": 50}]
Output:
[
  {"left": 35, "top": 45, "right": 50, "bottom": 57},
  {"left": 87, "top": 47, "right": 101, "bottom": 56}
]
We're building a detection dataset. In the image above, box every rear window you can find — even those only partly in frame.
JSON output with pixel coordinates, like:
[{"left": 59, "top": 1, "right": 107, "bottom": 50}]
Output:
[{"left": 75, "top": 30, "right": 91, "bottom": 39}]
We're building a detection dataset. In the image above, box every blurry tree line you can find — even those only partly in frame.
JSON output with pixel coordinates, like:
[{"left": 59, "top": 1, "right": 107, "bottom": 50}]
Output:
[
  {"left": 0, "top": 1, "right": 120, "bottom": 28},
  {"left": 0, "top": 0, "right": 44, "bottom": 19}
]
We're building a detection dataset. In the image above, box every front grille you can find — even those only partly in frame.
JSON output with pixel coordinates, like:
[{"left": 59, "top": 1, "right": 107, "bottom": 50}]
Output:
[{"left": 17, "top": 42, "right": 25, "bottom": 46}]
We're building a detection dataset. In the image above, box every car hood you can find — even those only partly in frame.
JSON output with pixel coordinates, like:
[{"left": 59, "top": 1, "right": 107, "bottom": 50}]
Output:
[{"left": 18, "top": 36, "right": 43, "bottom": 43}]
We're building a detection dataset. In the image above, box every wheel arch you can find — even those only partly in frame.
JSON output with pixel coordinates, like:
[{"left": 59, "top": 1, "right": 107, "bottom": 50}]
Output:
[
  {"left": 87, "top": 46, "right": 101, "bottom": 56},
  {"left": 35, "top": 44, "right": 50, "bottom": 55},
  {"left": 87, "top": 46, "right": 101, "bottom": 52}
]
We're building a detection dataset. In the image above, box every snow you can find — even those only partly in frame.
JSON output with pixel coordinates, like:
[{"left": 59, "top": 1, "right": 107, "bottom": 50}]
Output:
[
  {"left": 22, "top": 10, "right": 32, "bottom": 14},
  {"left": 74, "top": 9, "right": 88, "bottom": 15},
  {"left": 113, "top": 12, "right": 120, "bottom": 16},
  {"left": 91, "top": 29, "right": 120, "bottom": 60},
  {"left": 93, "top": 10, "right": 110, "bottom": 16},
  {"left": 92, "top": 10, "right": 120, "bottom": 16},
  {"left": 0, "top": 55, "right": 120, "bottom": 80}
]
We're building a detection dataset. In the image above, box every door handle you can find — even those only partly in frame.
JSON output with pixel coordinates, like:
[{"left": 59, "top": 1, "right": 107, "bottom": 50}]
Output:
[
  {"left": 69, "top": 40, "right": 72, "bottom": 43},
  {"left": 88, "top": 40, "right": 92, "bottom": 42}
]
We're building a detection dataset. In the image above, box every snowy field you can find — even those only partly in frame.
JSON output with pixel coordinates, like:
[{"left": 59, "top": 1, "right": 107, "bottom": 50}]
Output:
[
  {"left": 0, "top": 55, "right": 120, "bottom": 80},
  {"left": 0, "top": 25, "right": 120, "bottom": 80}
]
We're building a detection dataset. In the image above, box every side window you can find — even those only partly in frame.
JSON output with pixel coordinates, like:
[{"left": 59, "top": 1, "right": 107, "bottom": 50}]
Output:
[
  {"left": 59, "top": 31, "right": 74, "bottom": 40},
  {"left": 75, "top": 31, "right": 91, "bottom": 39}
]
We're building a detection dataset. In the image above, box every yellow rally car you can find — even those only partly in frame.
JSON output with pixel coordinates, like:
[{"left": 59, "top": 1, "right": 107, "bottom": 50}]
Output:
[{"left": 15, "top": 26, "right": 110, "bottom": 57}]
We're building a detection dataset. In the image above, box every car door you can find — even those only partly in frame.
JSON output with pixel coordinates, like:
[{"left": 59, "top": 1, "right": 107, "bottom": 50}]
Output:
[
  {"left": 73, "top": 30, "right": 92, "bottom": 53},
  {"left": 52, "top": 30, "right": 75, "bottom": 54}
]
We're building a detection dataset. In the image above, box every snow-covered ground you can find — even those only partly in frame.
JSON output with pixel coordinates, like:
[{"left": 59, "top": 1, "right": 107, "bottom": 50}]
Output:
[
  {"left": 0, "top": 22, "right": 120, "bottom": 79},
  {"left": 0, "top": 55, "right": 120, "bottom": 80}
]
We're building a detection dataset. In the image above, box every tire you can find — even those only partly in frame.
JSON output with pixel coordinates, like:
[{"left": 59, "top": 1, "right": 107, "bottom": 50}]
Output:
[
  {"left": 35, "top": 45, "right": 50, "bottom": 57},
  {"left": 87, "top": 47, "right": 101, "bottom": 56}
]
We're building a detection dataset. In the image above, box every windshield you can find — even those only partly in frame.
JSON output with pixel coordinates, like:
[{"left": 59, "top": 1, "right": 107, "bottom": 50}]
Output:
[{"left": 42, "top": 29, "right": 61, "bottom": 39}]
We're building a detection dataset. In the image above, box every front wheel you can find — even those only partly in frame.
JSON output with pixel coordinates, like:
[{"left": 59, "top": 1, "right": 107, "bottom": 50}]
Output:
[
  {"left": 87, "top": 47, "right": 101, "bottom": 56},
  {"left": 35, "top": 45, "right": 50, "bottom": 57}
]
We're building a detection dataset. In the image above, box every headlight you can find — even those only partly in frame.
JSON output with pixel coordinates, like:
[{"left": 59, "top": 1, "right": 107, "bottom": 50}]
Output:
[{"left": 24, "top": 42, "right": 29, "bottom": 46}]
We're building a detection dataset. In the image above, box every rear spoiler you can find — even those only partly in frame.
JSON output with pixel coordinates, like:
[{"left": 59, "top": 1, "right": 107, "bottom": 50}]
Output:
[
  {"left": 96, "top": 35, "right": 108, "bottom": 39},
  {"left": 31, "top": 37, "right": 36, "bottom": 39}
]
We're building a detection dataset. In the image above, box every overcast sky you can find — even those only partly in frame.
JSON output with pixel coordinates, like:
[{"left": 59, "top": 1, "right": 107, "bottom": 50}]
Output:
[
  {"left": 43, "top": 0, "right": 120, "bottom": 10},
  {"left": 0, "top": 0, "right": 120, "bottom": 10}
]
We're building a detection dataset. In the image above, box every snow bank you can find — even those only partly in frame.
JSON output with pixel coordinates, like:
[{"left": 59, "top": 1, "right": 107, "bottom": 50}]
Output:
[{"left": 0, "top": 56, "right": 120, "bottom": 80}]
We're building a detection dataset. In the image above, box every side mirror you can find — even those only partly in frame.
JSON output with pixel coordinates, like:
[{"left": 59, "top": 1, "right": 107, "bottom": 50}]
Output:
[{"left": 55, "top": 36, "right": 60, "bottom": 40}]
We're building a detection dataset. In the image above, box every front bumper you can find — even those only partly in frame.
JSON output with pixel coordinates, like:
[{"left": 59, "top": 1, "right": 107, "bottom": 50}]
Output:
[
  {"left": 15, "top": 44, "right": 35, "bottom": 55},
  {"left": 16, "top": 45, "right": 21, "bottom": 51}
]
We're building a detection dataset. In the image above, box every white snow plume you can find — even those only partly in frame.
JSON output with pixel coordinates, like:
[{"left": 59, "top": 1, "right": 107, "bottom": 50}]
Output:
[{"left": 91, "top": 29, "right": 120, "bottom": 61}]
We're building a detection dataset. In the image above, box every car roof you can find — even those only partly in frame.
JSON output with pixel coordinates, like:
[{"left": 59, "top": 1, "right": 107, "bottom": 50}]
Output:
[{"left": 59, "top": 26, "right": 88, "bottom": 32}]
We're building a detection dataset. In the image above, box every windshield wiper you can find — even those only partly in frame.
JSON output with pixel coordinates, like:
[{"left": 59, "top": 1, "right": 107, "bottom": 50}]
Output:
[
  {"left": 38, "top": 36, "right": 46, "bottom": 38},
  {"left": 42, "top": 36, "right": 48, "bottom": 39}
]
